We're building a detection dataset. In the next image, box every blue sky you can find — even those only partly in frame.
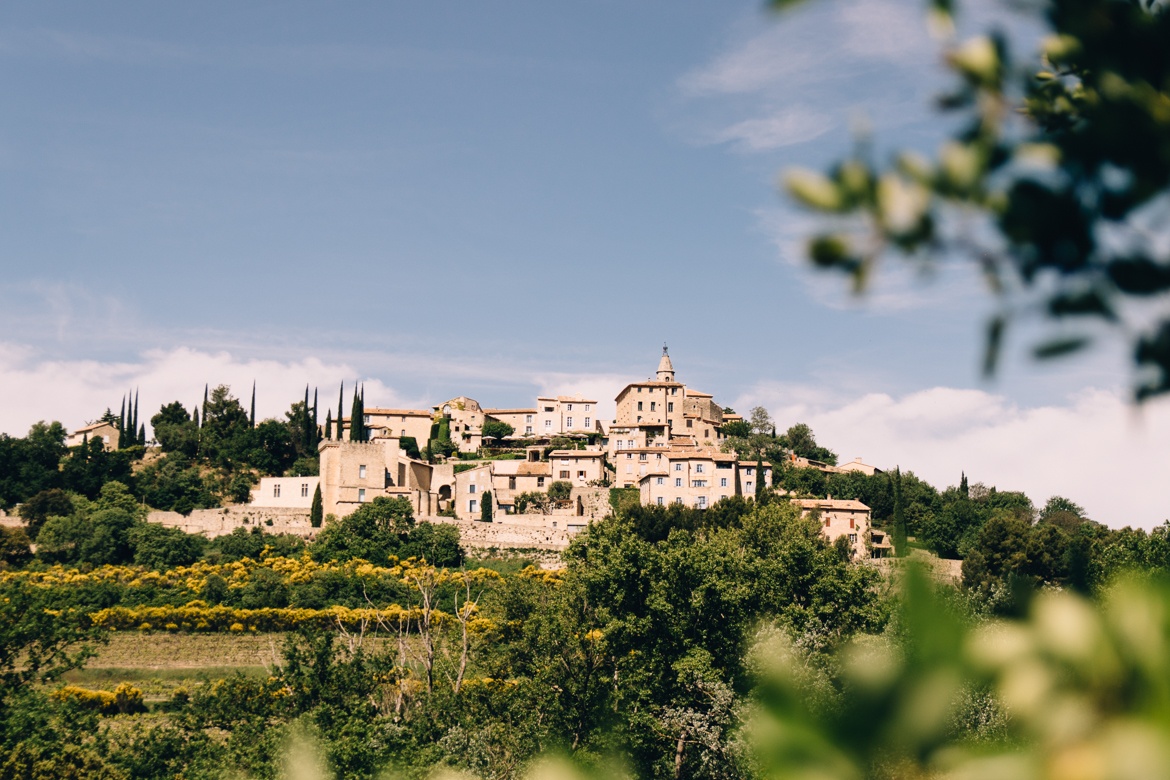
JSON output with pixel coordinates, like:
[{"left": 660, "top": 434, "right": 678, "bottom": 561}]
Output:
[{"left": 1, "top": 0, "right": 1167, "bottom": 526}]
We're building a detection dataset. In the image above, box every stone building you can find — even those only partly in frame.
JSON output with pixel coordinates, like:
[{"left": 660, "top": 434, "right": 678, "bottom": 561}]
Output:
[
  {"left": 251, "top": 476, "right": 320, "bottom": 509},
  {"left": 609, "top": 347, "right": 729, "bottom": 462},
  {"left": 65, "top": 421, "right": 120, "bottom": 451},
  {"left": 635, "top": 439, "right": 772, "bottom": 509},
  {"left": 790, "top": 497, "right": 877, "bottom": 559},
  {"left": 362, "top": 408, "right": 433, "bottom": 445},
  {"left": 433, "top": 396, "right": 485, "bottom": 453}
]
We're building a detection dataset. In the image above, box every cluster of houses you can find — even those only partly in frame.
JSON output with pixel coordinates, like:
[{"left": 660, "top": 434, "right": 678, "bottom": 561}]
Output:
[{"left": 246, "top": 348, "right": 890, "bottom": 558}]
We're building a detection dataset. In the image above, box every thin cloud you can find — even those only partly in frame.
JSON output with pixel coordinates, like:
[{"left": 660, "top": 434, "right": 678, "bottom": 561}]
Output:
[
  {"left": 737, "top": 382, "right": 1170, "bottom": 530},
  {"left": 714, "top": 107, "right": 835, "bottom": 151}
]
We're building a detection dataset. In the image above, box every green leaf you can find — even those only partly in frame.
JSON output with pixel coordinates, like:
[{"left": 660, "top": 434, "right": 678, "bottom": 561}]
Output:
[
  {"left": 982, "top": 315, "right": 1006, "bottom": 378},
  {"left": 1033, "top": 336, "right": 1091, "bottom": 359}
]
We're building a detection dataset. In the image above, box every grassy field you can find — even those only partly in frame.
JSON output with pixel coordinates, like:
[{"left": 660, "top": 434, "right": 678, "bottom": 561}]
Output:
[{"left": 63, "top": 631, "right": 390, "bottom": 703}]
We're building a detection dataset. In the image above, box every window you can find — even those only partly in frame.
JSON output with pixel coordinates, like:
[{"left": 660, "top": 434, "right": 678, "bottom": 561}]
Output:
[
  {"left": 656, "top": 453, "right": 662, "bottom": 460},
  {"left": 358, "top": 488, "right": 366, "bottom": 502},
  {"left": 656, "top": 477, "right": 664, "bottom": 485},
  {"left": 537, "top": 477, "right": 545, "bottom": 487},
  {"left": 637, "top": 401, "right": 643, "bottom": 411},
  {"left": 525, "top": 426, "right": 533, "bottom": 435},
  {"left": 657, "top": 497, "right": 664, "bottom": 506},
  {"left": 668, "top": 402, "right": 674, "bottom": 412},
  {"left": 692, "top": 480, "right": 706, "bottom": 487},
  {"left": 566, "top": 416, "right": 573, "bottom": 428},
  {"left": 584, "top": 417, "right": 591, "bottom": 428},
  {"left": 639, "top": 453, "right": 647, "bottom": 461},
  {"left": 363, "top": 414, "right": 371, "bottom": 424},
  {"left": 273, "top": 484, "right": 281, "bottom": 498},
  {"left": 849, "top": 533, "right": 858, "bottom": 544},
  {"left": 469, "top": 484, "right": 477, "bottom": 494},
  {"left": 509, "top": 477, "right": 517, "bottom": 489},
  {"left": 627, "top": 439, "right": 634, "bottom": 447},
  {"left": 697, "top": 496, "right": 707, "bottom": 509},
  {"left": 686, "top": 419, "right": 693, "bottom": 428},
  {"left": 626, "top": 453, "right": 633, "bottom": 460},
  {"left": 616, "top": 440, "right": 623, "bottom": 450},
  {"left": 675, "top": 478, "right": 682, "bottom": 487},
  {"left": 560, "top": 470, "right": 570, "bottom": 479},
  {"left": 650, "top": 401, "right": 656, "bottom": 411},
  {"left": 745, "top": 468, "right": 754, "bottom": 476},
  {"left": 469, "top": 499, "right": 478, "bottom": 513},
  {"left": 637, "top": 416, "right": 642, "bottom": 422},
  {"left": 746, "top": 481, "right": 753, "bottom": 490},
  {"left": 301, "top": 483, "right": 309, "bottom": 497},
  {"left": 695, "top": 464, "right": 704, "bottom": 473},
  {"left": 585, "top": 404, "right": 591, "bottom": 412},
  {"left": 577, "top": 470, "right": 585, "bottom": 479},
  {"left": 671, "top": 388, "right": 677, "bottom": 395},
  {"left": 675, "top": 497, "right": 683, "bottom": 505},
  {"left": 566, "top": 403, "right": 573, "bottom": 411},
  {"left": 526, "top": 414, "right": 533, "bottom": 423},
  {"left": 720, "top": 478, "right": 727, "bottom": 487},
  {"left": 359, "top": 465, "right": 367, "bottom": 479},
  {"left": 850, "top": 518, "right": 856, "bottom": 529},
  {"left": 545, "top": 420, "right": 552, "bottom": 428},
  {"left": 704, "top": 430, "right": 710, "bottom": 438},
  {"left": 401, "top": 429, "right": 406, "bottom": 436},
  {"left": 674, "top": 464, "right": 683, "bottom": 472},
  {"left": 544, "top": 406, "right": 554, "bottom": 412}
]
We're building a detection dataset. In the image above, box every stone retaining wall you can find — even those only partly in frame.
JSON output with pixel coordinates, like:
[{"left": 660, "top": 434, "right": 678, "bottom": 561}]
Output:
[{"left": 147, "top": 506, "right": 317, "bottom": 540}]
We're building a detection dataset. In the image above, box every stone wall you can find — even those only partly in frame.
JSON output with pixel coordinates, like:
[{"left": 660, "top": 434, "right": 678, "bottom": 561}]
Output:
[
  {"left": 147, "top": 506, "right": 317, "bottom": 539},
  {"left": 419, "top": 515, "right": 585, "bottom": 551}
]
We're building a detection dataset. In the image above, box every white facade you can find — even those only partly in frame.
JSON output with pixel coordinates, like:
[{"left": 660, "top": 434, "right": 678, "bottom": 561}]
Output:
[{"left": 251, "top": 477, "right": 320, "bottom": 509}]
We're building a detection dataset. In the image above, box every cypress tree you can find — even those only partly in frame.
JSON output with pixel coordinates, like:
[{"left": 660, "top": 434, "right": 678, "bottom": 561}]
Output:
[
  {"left": 754, "top": 456, "right": 765, "bottom": 502},
  {"left": 138, "top": 423, "right": 146, "bottom": 447},
  {"left": 118, "top": 396, "right": 126, "bottom": 449},
  {"left": 481, "top": 490, "right": 493, "bottom": 522},
  {"left": 250, "top": 382, "right": 256, "bottom": 428},
  {"left": 892, "top": 467, "right": 908, "bottom": 558},
  {"left": 203, "top": 384, "right": 209, "bottom": 420},
  {"left": 133, "top": 389, "right": 139, "bottom": 443},
  {"left": 960, "top": 471, "right": 969, "bottom": 498},
  {"left": 336, "top": 382, "right": 345, "bottom": 440},
  {"left": 350, "top": 388, "right": 362, "bottom": 442},
  {"left": 310, "top": 484, "right": 323, "bottom": 528},
  {"left": 312, "top": 388, "right": 319, "bottom": 447},
  {"left": 303, "top": 385, "right": 312, "bottom": 451},
  {"left": 193, "top": 406, "right": 200, "bottom": 429},
  {"left": 324, "top": 410, "right": 333, "bottom": 441}
]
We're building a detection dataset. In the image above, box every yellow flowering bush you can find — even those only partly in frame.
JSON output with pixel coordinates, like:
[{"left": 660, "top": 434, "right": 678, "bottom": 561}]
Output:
[{"left": 52, "top": 682, "right": 146, "bottom": 715}]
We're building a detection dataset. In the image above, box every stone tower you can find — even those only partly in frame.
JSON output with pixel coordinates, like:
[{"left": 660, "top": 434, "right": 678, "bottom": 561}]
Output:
[{"left": 656, "top": 344, "right": 675, "bottom": 383}]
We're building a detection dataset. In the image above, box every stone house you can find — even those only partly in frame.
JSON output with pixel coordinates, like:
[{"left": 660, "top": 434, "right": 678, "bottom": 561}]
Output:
[
  {"left": 790, "top": 497, "right": 874, "bottom": 559},
  {"left": 251, "top": 476, "right": 320, "bottom": 509},
  {"left": 65, "top": 421, "right": 120, "bottom": 451}
]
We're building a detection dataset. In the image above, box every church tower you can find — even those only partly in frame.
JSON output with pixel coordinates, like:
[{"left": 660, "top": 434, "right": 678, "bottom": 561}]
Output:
[{"left": 656, "top": 344, "right": 675, "bottom": 383}]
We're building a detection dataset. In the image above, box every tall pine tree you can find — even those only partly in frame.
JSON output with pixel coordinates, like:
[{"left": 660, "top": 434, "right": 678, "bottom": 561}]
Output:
[
  {"left": 118, "top": 395, "right": 127, "bottom": 449},
  {"left": 324, "top": 409, "right": 333, "bottom": 441},
  {"left": 310, "top": 484, "right": 323, "bottom": 528},
  {"left": 336, "top": 381, "right": 345, "bottom": 440},
  {"left": 892, "top": 467, "right": 908, "bottom": 558},
  {"left": 250, "top": 382, "right": 256, "bottom": 428},
  {"left": 350, "top": 387, "right": 363, "bottom": 442},
  {"left": 959, "top": 471, "right": 969, "bottom": 498},
  {"left": 754, "top": 456, "right": 765, "bottom": 502},
  {"left": 312, "top": 388, "right": 319, "bottom": 448},
  {"left": 132, "top": 389, "right": 139, "bottom": 444}
]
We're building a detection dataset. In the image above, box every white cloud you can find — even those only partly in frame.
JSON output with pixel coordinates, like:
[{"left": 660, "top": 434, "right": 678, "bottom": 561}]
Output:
[
  {"left": 737, "top": 382, "right": 1170, "bottom": 530},
  {"left": 714, "top": 107, "right": 835, "bottom": 151},
  {"left": 0, "top": 344, "right": 408, "bottom": 437}
]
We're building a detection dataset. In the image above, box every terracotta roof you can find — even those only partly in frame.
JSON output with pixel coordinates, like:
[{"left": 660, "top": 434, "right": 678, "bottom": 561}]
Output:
[
  {"left": 791, "top": 498, "right": 871, "bottom": 511},
  {"left": 364, "top": 408, "right": 432, "bottom": 416},
  {"left": 484, "top": 408, "right": 536, "bottom": 415},
  {"left": 686, "top": 390, "right": 713, "bottom": 398},
  {"left": 549, "top": 450, "right": 604, "bottom": 458},
  {"left": 72, "top": 421, "right": 116, "bottom": 433}
]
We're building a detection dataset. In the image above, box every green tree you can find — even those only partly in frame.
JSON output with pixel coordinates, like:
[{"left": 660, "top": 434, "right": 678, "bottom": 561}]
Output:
[
  {"left": 481, "top": 490, "right": 493, "bottom": 522},
  {"left": 0, "top": 422, "right": 67, "bottom": 508},
  {"left": 60, "top": 436, "right": 134, "bottom": 500},
  {"left": 481, "top": 420, "right": 514, "bottom": 442},
  {"left": 891, "top": 467, "right": 908, "bottom": 557},
  {"left": 310, "top": 484, "right": 323, "bottom": 528},
  {"left": 720, "top": 420, "right": 751, "bottom": 438},
  {"left": 129, "top": 523, "right": 206, "bottom": 569},
  {"left": 780, "top": 0, "right": 1170, "bottom": 399},
  {"left": 310, "top": 496, "right": 416, "bottom": 563},
  {"left": 547, "top": 481, "right": 572, "bottom": 502},
  {"left": 136, "top": 453, "right": 217, "bottom": 514},
  {"left": 17, "top": 489, "right": 74, "bottom": 538},
  {"left": 778, "top": 423, "right": 838, "bottom": 465}
]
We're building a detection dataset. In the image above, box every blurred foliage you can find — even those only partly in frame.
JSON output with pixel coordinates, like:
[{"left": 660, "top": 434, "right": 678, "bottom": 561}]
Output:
[{"left": 778, "top": 0, "right": 1170, "bottom": 399}]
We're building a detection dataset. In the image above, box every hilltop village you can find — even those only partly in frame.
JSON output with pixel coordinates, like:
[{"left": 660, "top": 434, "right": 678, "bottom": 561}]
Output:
[
  {"left": 56, "top": 348, "right": 888, "bottom": 556},
  {"left": 118, "top": 350, "right": 879, "bottom": 558}
]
